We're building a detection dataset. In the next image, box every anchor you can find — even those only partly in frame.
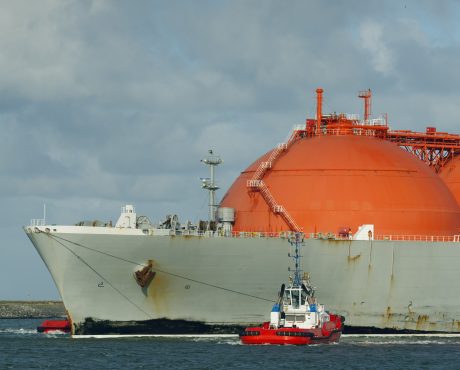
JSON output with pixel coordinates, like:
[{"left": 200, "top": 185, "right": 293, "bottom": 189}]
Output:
[{"left": 134, "top": 261, "right": 156, "bottom": 288}]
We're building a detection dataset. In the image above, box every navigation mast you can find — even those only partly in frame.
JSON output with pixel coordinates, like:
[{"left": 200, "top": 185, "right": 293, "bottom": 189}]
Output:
[
  {"left": 201, "top": 150, "right": 222, "bottom": 222},
  {"left": 288, "top": 232, "right": 304, "bottom": 286}
]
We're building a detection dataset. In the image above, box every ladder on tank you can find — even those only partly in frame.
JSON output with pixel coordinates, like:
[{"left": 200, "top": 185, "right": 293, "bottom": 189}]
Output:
[{"left": 246, "top": 126, "right": 303, "bottom": 232}]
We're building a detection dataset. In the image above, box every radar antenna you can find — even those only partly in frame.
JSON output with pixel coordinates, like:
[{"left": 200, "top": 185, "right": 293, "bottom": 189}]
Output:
[{"left": 200, "top": 150, "right": 222, "bottom": 222}]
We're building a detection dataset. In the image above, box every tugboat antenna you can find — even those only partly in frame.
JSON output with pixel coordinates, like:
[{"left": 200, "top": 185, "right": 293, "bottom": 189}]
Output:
[{"left": 200, "top": 150, "right": 222, "bottom": 222}]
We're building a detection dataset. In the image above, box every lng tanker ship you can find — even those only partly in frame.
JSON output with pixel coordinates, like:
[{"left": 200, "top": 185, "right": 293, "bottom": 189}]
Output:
[{"left": 25, "top": 88, "right": 460, "bottom": 336}]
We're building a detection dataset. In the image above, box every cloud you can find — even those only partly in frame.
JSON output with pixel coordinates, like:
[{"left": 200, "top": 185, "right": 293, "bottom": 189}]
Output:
[
  {"left": 1, "top": 0, "right": 460, "bottom": 299},
  {"left": 359, "top": 20, "right": 394, "bottom": 75}
]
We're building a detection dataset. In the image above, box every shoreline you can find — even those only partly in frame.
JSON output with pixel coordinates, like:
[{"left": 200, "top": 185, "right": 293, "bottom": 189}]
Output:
[{"left": 0, "top": 301, "right": 66, "bottom": 319}]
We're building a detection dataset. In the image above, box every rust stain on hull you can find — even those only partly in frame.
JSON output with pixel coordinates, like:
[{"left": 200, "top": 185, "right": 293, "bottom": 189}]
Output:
[
  {"left": 385, "top": 306, "right": 392, "bottom": 320},
  {"left": 347, "top": 254, "right": 361, "bottom": 262},
  {"left": 415, "top": 315, "right": 429, "bottom": 331},
  {"left": 146, "top": 262, "right": 172, "bottom": 316},
  {"left": 134, "top": 260, "right": 156, "bottom": 288},
  {"left": 347, "top": 242, "right": 361, "bottom": 262}
]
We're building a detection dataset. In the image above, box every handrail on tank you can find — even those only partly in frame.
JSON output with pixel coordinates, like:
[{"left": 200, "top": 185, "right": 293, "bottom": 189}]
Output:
[{"left": 319, "top": 126, "right": 388, "bottom": 136}]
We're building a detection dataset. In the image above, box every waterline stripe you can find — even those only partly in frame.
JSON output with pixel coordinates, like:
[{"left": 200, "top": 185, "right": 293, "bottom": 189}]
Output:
[
  {"left": 72, "top": 333, "right": 460, "bottom": 339},
  {"left": 73, "top": 334, "right": 238, "bottom": 339}
]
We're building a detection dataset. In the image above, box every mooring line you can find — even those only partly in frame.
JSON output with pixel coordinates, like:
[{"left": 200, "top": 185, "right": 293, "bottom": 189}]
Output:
[
  {"left": 40, "top": 232, "right": 154, "bottom": 319},
  {"left": 40, "top": 231, "right": 274, "bottom": 303}
]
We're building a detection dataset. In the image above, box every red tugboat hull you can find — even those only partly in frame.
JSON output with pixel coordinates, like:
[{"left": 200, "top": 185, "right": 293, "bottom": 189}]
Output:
[
  {"left": 240, "top": 317, "right": 343, "bottom": 345},
  {"left": 37, "top": 319, "right": 71, "bottom": 334}
]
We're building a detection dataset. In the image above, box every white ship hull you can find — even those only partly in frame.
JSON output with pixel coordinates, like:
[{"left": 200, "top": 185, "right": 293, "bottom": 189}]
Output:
[{"left": 25, "top": 226, "right": 460, "bottom": 335}]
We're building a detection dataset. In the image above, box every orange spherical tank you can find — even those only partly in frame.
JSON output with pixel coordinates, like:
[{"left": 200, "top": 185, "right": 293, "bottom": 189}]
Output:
[
  {"left": 220, "top": 135, "right": 460, "bottom": 236},
  {"left": 439, "top": 155, "right": 460, "bottom": 206}
]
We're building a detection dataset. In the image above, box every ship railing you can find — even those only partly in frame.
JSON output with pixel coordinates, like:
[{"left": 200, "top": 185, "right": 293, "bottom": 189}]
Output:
[
  {"left": 284, "top": 124, "right": 304, "bottom": 142},
  {"left": 375, "top": 234, "right": 460, "bottom": 242},
  {"left": 226, "top": 232, "right": 460, "bottom": 242},
  {"left": 369, "top": 117, "right": 386, "bottom": 126},
  {"left": 121, "top": 205, "right": 135, "bottom": 214},
  {"left": 247, "top": 179, "right": 262, "bottom": 188},
  {"left": 346, "top": 113, "right": 359, "bottom": 121},
  {"left": 325, "top": 128, "right": 384, "bottom": 137},
  {"left": 228, "top": 231, "right": 295, "bottom": 239},
  {"left": 30, "top": 219, "right": 45, "bottom": 226},
  {"left": 169, "top": 229, "right": 460, "bottom": 242},
  {"left": 173, "top": 230, "right": 214, "bottom": 237}
]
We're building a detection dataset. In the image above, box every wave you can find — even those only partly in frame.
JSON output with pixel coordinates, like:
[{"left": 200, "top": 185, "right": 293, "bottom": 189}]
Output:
[
  {"left": 0, "top": 328, "right": 38, "bottom": 335},
  {"left": 341, "top": 335, "right": 460, "bottom": 346}
]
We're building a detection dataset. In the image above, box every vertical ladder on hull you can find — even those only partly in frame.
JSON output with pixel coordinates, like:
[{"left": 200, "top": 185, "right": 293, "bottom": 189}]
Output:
[{"left": 246, "top": 127, "right": 303, "bottom": 232}]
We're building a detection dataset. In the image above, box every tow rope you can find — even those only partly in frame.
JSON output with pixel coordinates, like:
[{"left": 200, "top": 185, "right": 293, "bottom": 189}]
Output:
[{"left": 38, "top": 230, "right": 275, "bottom": 305}]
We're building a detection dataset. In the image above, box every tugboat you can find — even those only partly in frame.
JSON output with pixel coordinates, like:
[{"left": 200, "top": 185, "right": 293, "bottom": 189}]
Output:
[
  {"left": 240, "top": 233, "right": 344, "bottom": 345},
  {"left": 37, "top": 319, "right": 71, "bottom": 334}
]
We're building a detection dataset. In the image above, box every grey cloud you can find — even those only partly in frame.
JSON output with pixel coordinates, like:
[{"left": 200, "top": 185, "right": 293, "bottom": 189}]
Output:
[{"left": 1, "top": 0, "right": 460, "bottom": 299}]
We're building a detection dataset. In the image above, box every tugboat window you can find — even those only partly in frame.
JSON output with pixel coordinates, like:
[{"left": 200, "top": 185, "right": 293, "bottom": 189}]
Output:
[
  {"left": 292, "top": 290, "right": 300, "bottom": 308},
  {"left": 301, "top": 290, "right": 307, "bottom": 306}
]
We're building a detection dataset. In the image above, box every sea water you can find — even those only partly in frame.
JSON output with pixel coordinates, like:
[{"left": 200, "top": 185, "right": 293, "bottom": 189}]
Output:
[{"left": 1, "top": 319, "right": 460, "bottom": 369}]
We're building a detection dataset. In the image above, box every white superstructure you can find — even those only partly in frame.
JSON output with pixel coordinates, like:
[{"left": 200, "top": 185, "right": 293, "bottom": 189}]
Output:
[{"left": 115, "top": 205, "right": 137, "bottom": 228}]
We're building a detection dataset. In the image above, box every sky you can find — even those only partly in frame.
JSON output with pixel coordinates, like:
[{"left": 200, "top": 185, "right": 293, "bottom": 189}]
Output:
[{"left": 1, "top": 0, "right": 460, "bottom": 299}]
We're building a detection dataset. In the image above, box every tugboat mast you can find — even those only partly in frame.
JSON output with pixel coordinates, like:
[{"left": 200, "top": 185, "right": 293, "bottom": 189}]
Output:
[
  {"left": 201, "top": 150, "right": 222, "bottom": 222},
  {"left": 288, "top": 232, "right": 304, "bottom": 286}
]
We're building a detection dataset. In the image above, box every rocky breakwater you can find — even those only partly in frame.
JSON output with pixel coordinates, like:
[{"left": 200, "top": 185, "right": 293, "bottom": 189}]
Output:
[{"left": 0, "top": 301, "right": 66, "bottom": 318}]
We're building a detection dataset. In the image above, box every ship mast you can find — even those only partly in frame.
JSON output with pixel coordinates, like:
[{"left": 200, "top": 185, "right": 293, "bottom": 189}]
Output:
[
  {"left": 201, "top": 150, "right": 222, "bottom": 222},
  {"left": 288, "top": 232, "right": 304, "bottom": 286}
]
